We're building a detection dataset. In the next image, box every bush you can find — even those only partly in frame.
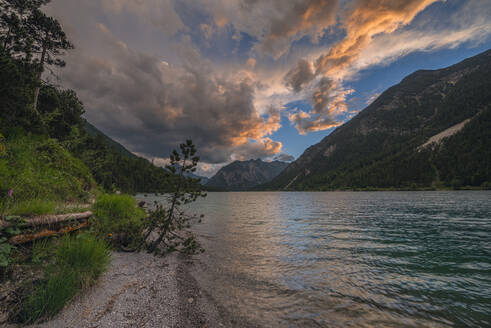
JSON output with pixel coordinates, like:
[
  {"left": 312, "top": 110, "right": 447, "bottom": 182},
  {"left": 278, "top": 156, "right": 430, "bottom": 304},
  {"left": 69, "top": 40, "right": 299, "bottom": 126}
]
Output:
[
  {"left": 92, "top": 194, "right": 145, "bottom": 249},
  {"left": 56, "top": 233, "right": 111, "bottom": 286},
  {"left": 20, "top": 269, "right": 79, "bottom": 323},
  {"left": 18, "top": 232, "right": 110, "bottom": 323}
]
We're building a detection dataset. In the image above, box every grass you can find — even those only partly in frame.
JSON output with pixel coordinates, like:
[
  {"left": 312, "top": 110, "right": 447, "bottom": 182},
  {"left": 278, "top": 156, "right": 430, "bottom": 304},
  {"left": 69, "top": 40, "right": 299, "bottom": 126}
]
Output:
[
  {"left": 0, "top": 134, "right": 95, "bottom": 206},
  {"left": 6, "top": 199, "right": 57, "bottom": 216},
  {"left": 1, "top": 199, "right": 91, "bottom": 217},
  {"left": 56, "top": 233, "right": 110, "bottom": 285},
  {"left": 18, "top": 232, "right": 111, "bottom": 324},
  {"left": 92, "top": 194, "right": 145, "bottom": 248}
]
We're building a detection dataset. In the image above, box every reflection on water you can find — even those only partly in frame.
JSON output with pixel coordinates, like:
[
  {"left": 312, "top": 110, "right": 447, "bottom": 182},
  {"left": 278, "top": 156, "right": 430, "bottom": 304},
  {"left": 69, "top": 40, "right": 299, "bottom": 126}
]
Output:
[{"left": 141, "top": 191, "right": 491, "bottom": 327}]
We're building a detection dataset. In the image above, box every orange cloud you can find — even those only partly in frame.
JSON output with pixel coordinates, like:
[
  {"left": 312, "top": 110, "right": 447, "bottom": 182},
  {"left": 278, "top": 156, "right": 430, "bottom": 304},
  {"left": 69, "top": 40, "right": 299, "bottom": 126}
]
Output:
[
  {"left": 315, "top": 0, "right": 441, "bottom": 76},
  {"left": 285, "top": 0, "right": 441, "bottom": 133}
]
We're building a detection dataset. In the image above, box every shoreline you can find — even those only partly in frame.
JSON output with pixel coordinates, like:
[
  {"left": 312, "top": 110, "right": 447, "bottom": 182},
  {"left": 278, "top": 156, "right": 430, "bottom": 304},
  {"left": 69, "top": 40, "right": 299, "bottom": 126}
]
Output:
[{"left": 8, "top": 251, "right": 254, "bottom": 328}]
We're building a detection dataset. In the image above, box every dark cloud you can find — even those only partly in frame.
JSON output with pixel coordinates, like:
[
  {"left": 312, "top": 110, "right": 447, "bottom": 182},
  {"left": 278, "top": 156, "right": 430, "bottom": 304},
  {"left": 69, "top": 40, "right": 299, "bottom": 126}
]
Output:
[
  {"left": 58, "top": 23, "right": 282, "bottom": 163},
  {"left": 261, "top": 0, "right": 339, "bottom": 57},
  {"left": 284, "top": 59, "right": 315, "bottom": 92}
]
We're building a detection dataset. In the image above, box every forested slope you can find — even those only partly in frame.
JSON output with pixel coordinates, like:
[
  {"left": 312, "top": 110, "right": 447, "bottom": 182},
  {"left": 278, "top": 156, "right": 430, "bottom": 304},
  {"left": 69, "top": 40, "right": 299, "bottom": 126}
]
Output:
[{"left": 263, "top": 49, "right": 491, "bottom": 190}]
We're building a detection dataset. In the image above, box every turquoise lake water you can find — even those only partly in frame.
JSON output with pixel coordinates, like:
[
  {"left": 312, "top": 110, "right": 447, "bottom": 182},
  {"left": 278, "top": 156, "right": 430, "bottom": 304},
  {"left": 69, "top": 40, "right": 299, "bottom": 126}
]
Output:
[{"left": 143, "top": 191, "right": 491, "bottom": 327}]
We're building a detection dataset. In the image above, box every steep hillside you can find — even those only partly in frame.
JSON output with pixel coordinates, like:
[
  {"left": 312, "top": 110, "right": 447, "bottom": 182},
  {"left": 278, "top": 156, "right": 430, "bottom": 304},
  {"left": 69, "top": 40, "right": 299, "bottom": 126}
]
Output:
[
  {"left": 264, "top": 49, "right": 491, "bottom": 190},
  {"left": 0, "top": 134, "right": 95, "bottom": 204},
  {"left": 206, "top": 159, "right": 288, "bottom": 190},
  {"left": 85, "top": 121, "right": 137, "bottom": 159}
]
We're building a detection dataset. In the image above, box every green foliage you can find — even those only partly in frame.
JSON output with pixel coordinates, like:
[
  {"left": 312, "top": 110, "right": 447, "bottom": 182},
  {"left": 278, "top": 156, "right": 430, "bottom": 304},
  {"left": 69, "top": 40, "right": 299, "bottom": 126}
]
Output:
[
  {"left": 18, "top": 232, "right": 110, "bottom": 324},
  {"left": 433, "top": 108, "right": 491, "bottom": 188},
  {"left": 0, "top": 50, "right": 40, "bottom": 132},
  {"left": 0, "top": 135, "right": 95, "bottom": 205},
  {"left": 0, "top": 36, "right": 183, "bottom": 196},
  {"left": 7, "top": 199, "right": 56, "bottom": 216},
  {"left": 92, "top": 194, "right": 145, "bottom": 249},
  {"left": 55, "top": 233, "right": 111, "bottom": 286},
  {"left": 0, "top": 215, "right": 23, "bottom": 268},
  {"left": 73, "top": 131, "right": 179, "bottom": 194},
  {"left": 31, "top": 238, "right": 54, "bottom": 264},
  {"left": 146, "top": 140, "right": 206, "bottom": 254},
  {"left": 0, "top": 0, "right": 52, "bottom": 59},
  {"left": 38, "top": 85, "right": 85, "bottom": 140},
  {"left": 19, "top": 268, "right": 79, "bottom": 323}
]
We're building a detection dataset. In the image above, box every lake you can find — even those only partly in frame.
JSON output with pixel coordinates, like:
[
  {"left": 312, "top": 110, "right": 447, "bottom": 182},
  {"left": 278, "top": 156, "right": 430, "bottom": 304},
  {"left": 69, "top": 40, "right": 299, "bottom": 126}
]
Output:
[{"left": 142, "top": 191, "right": 491, "bottom": 327}]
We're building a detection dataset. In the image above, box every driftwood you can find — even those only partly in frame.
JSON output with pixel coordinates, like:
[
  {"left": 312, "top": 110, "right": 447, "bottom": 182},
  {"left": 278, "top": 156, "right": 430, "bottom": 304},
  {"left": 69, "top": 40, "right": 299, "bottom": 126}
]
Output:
[
  {"left": 0, "top": 211, "right": 92, "bottom": 229},
  {"left": 8, "top": 222, "right": 89, "bottom": 245}
]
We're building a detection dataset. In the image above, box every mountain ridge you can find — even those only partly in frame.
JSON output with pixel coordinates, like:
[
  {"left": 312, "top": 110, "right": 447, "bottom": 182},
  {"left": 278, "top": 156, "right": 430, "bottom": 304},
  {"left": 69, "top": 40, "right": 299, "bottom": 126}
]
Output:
[
  {"left": 261, "top": 49, "right": 491, "bottom": 190},
  {"left": 206, "top": 159, "right": 288, "bottom": 191}
]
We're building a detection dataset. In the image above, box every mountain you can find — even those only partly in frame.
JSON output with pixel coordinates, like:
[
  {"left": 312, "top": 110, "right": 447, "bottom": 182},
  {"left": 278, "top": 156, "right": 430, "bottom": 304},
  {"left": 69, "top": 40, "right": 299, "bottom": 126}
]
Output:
[
  {"left": 206, "top": 159, "right": 288, "bottom": 190},
  {"left": 185, "top": 172, "right": 209, "bottom": 185},
  {"left": 85, "top": 121, "right": 137, "bottom": 159},
  {"left": 263, "top": 49, "right": 491, "bottom": 190}
]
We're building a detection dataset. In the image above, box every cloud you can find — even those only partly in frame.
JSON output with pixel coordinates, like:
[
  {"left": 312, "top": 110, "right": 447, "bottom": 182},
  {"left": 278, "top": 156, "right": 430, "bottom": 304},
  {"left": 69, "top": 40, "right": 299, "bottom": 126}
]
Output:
[
  {"left": 274, "top": 153, "right": 295, "bottom": 162},
  {"left": 259, "top": 0, "right": 339, "bottom": 58},
  {"left": 246, "top": 57, "right": 256, "bottom": 69},
  {"left": 283, "top": 0, "right": 444, "bottom": 132},
  {"left": 232, "top": 137, "right": 283, "bottom": 161},
  {"left": 366, "top": 92, "right": 380, "bottom": 105},
  {"left": 284, "top": 59, "right": 315, "bottom": 92},
  {"left": 101, "top": 0, "right": 185, "bottom": 36},
  {"left": 200, "top": 23, "right": 215, "bottom": 39},
  {"left": 44, "top": 0, "right": 491, "bottom": 165},
  {"left": 315, "top": 0, "right": 441, "bottom": 76},
  {"left": 353, "top": 0, "right": 491, "bottom": 73},
  {"left": 50, "top": 16, "right": 283, "bottom": 164},
  {"left": 182, "top": 0, "right": 338, "bottom": 58},
  {"left": 288, "top": 109, "right": 340, "bottom": 134}
]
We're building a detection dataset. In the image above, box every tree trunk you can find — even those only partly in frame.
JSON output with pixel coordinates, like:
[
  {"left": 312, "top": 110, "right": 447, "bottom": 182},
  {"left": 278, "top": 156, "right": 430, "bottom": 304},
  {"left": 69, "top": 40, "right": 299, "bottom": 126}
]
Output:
[
  {"left": 33, "top": 41, "right": 47, "bottom": 112},
  {"left": 0, "top": 211, "right": 92, "bottom": 229},
  {"left": 150, "top": 160, "right": 185, "bottom": 251},
  {"left": 9, "top": 221, "right": 89, "bottom": 245},
  {"left": 3, "top": 27, "right": 11, "bottom": 51}
]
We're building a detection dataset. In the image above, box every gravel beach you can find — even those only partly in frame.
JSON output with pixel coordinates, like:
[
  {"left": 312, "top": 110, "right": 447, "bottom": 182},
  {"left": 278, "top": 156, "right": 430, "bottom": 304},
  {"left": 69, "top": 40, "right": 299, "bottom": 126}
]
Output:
[{"left": 9, "top": 251, "right": 253, "bottom": 328}]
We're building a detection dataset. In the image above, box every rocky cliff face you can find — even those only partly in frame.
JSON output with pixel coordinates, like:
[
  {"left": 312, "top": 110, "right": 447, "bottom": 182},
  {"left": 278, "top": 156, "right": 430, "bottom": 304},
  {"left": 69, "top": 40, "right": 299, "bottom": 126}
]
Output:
[
  {"left": 206, "top": 159, "right": 288, "bottom": 190},
  {"left": 262, "top": 49, "right": 491, "bottom": 190}
]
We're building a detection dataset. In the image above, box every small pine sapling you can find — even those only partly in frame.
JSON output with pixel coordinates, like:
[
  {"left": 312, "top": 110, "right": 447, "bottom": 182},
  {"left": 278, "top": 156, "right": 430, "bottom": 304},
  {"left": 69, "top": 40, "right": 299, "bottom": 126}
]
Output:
[{"left": 146, "top": 140, "right": 206, "bottom": 254}]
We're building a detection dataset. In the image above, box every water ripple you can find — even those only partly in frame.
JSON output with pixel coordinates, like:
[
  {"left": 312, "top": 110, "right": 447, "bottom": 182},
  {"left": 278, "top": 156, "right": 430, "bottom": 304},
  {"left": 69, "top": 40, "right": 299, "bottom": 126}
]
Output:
[{"left": 142, "top": 191, "right": 491, "bottom": 327}]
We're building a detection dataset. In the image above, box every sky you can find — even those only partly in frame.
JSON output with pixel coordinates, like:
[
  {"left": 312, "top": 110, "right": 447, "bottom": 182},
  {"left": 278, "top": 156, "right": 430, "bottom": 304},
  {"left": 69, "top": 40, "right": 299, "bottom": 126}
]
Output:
[{"left": 44, "top": 0, "right": 491, "bottom": 177}]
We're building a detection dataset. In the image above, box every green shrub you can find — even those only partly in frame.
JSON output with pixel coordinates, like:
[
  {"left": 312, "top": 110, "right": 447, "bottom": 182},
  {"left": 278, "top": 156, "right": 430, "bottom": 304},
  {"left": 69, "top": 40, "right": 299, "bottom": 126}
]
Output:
[
  {"left": 20, "top": 269, "right": 79, "bottom": 323},
  {"left": 18, "top": 232, "right": 110, "bottom": 323},
  {"left": 56, "top": 233, "right": 110, "bottom": 286},
  {"left": 92, "top": 194, "right": 145, "bottom": 249}
]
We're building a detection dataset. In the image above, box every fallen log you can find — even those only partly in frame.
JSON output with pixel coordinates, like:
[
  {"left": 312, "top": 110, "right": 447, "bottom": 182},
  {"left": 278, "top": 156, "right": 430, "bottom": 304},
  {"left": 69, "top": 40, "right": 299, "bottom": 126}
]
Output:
[
  {"left": 0, "top": 211, "right": 92, "bottom": 229},
  {"left": 8, "top": 221, "right": 89, "bottom": 245}
]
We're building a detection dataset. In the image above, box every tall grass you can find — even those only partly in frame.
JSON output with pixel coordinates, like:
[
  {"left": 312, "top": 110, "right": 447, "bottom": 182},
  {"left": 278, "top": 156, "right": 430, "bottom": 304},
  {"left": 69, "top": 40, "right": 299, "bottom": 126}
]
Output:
[
  {"left": 56, "top": 233, "right": 110, "bottom": 286},
  {"left": 92, "top": 194, "right": 145, "bottom": 248},
  {"left": 7, "top": 199, "right": 57, "bottom": 216},
  {"left": 20, "top": 269, "right": 79, "bottom": 323},
  {"left": 18, "top": 233, "right": 110, "bottom": 323}
]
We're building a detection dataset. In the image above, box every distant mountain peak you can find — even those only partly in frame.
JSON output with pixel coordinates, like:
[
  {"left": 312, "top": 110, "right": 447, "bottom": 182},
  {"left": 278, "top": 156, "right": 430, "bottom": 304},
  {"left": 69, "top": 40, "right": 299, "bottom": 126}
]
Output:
[{"left": 205, "top": 158, "right": 288, "bottom": 191}]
